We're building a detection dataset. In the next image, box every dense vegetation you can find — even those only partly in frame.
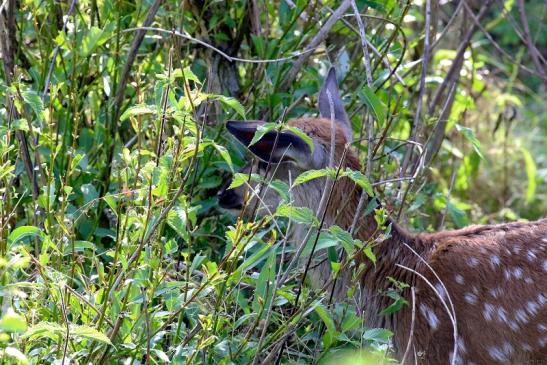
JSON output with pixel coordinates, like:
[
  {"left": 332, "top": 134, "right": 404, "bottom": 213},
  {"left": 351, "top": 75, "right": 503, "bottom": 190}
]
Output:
[{"left": 0, "top": 0, "right": 545, "bottom": 363}]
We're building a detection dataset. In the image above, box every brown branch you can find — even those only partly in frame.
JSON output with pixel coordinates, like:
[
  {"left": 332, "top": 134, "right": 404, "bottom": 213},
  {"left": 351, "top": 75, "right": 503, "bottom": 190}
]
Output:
[
  {"left": 516, "top": 0, "right": 546, "bottom": 84},
  {"left": 279, "top": 0, "right": 352, "bottom": 91},
  {"left": 0, "top": 0, "right": 40, "bottom": 200},
  {"left": 427, "top": 0, "right": 494, "bottom": 115}
]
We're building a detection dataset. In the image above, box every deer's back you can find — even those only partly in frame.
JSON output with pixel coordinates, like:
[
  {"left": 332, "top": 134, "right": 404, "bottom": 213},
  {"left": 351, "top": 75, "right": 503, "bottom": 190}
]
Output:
[{"left": 405, "top": 219, "right": 547, "bottom": 364}]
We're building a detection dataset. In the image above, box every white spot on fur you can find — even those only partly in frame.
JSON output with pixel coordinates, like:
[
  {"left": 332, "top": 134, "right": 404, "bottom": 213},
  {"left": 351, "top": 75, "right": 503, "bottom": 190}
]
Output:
[
  {"left": 543, "top": 260, "right": 547, "bottom": 272},
  {"left": 513, "top": 267, "right": 523, "bottom": 279},
  {"left": 488, "top": 342, "right": 514, "bottom": 361},
  {"left": 521, "top": 342, "right": 532, "bottom": 351},
  {"left": 540, "top": 337, "right": 547, "bottom": 347},
  {"left": 511, "top": 246, "right": 521, "bottom": 254},
  {"left": 503, "top": 268, "right": 512, "bottom": 280},
  {"left": 464, "top": 293, "right": 478, "bottom": 305},
  {"left": 515, "top": 309, "right": 529, "bottom": 324},
  {"left": 538, "top": 293, "right": 546, "bottom": 305},
  {"left": 457, "top": 338, "right": 466, "bottom": 353},
  {"left": 543, "top": 236, "right": 547, "bottom": 243},
  {"left": 527, "top": 250, "right": 537, "bottom": 261},
  {"left": 468, "top": 257, "right": 479, "bottom": 267},
  {"left": 497, "top": 307, "right": 508, "bottom": 323},
  {"left": 435, "top": 283, "right": 447, "bottom": 300},
  {"left": 538, "top": 323, "right": 546, "bottom": 332},
  {"left": 455, "top": 274, "right": 465, "bottom": 285},
  {"left": 490, "top": 255, "right": 500, "bottom": 267},
  {"left": 526, "top": 301, "right": 539, "bottom": 316},
  {"left": 524, "top": 277, "right": 534, "bottom": 284},
  {"left": 508, "top": 320, "right": 519, "bottom": 331},
  {"left": 420, "top": 304, "right": 440, "bottom": 330},
  {"left": 483, "top": 303, "right": 495, "bottom": 321},
  {"left": 489, "top": 287, "right": 503, "bottom": 299}
]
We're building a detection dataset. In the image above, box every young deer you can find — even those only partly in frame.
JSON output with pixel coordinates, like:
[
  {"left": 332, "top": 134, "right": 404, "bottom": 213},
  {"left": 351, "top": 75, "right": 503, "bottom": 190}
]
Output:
[{"left": 218, "top": 68, "right": 547, "bottom": 364}]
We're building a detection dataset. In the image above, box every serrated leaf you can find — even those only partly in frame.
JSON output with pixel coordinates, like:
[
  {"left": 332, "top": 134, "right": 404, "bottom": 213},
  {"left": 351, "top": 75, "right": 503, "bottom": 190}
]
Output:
[
  {"left": 228, "top": 173, "right": 262, "bottom": 189},
  {"left": 21, "top": 90, "right": 44, "bottom": 121},
  {"left": 268, "top": 179, "right": 290, "bottom": 202},
  {"left": 342, "top": 169, "right": 373, "bottom": 196},
  {"left": 328, "top": 225, "right": 355, "bottom": 253},
  {"left": 212, "top": 143, "right": 234, "bottom": 171},
  {"left": 455, "top": 124, "right": 484, "bottom": 159},
  {"left": 363, "top": 328, "right": 393, "bottom": 344},
  {"left": 361, "top": 86, "right": 386, "bottom": 124},
  {"left": 284, "top": 126, "right": 314, "bottom": 152},
  {"left": 215, "top": 95, "right": 246, "bottom": 118},
  {"left": 23, "top": 322, "right": 64, "bottom": 340},
  {"left": 275, "top": 204, "right": 318, "bottom": 225},
  {"left": 70, "top": 325, "right": 112, "bottom": 345},
  {"left": 249, "top": 122, "right": 277, "bottom": 146},
  {"left": 293, "top": 168, "right": 336, "bottom": 186}
]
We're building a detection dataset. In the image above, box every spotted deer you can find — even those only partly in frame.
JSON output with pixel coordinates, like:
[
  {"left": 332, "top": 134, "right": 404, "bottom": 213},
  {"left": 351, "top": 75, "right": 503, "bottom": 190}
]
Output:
[{"left": 218, "top": 68, "right": 547, "bottom": 364}]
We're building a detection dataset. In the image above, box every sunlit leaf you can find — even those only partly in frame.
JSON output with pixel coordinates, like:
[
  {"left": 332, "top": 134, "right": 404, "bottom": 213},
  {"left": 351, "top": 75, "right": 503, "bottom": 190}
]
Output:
[
  {"left": 455, "top": 124, "right": 484, "bottom": 159},
  {"left": 521, "top": 147, "right": 537, "bottom": 203}
]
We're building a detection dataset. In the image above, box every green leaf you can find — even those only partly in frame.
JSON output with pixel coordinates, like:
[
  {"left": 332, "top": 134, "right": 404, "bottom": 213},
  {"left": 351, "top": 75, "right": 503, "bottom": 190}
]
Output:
[
  {"left": 293, "top": 168, "right": 336, "bottom": 186},
  {"left": 328, "top": 225, "right": 355, "bottom": 252},
  {"left": 362, "top": 328, "right": 393, "bottom": 344},
  {"left": 284, "top": 126, "right": 314, "bottom": 152},
  {"left": 520, "top": 147, "right": 537, "bottom": 203},
  {"left": 3, "top": 347, "right": 28, "bottom": 364},
  {"left": 215, "top": 95, "right": 246, "bottom": 118},
  {"left": 252, "top": 251, "right": 276, "bottom": 315},
  {"left": 455, "top": 124, "right": 484, "bottom": 159},
  {"left": 167, "top": 207, "right": 189, "bottom": 241},
  {"left": 8, "top": 226, "right": 43, "bottom": 248},
  {"left": 249, "top": 122, "right": 277, "bottom": 146},
  {"left": 0, "top": 309, "right": 27, "bottom": 333},
  {"left": 81, "top": 25, "right": 112, "bottom": 56},
  {"left": 342, "top": 169, "right": 374, "bottom": 196},
  {"left": 21, "top": 90, "right": 44, "bottom": 121},
  {"left": 70, "top": 325, "right": 112, "bottom": 345},
  {"left": 361, "top": 86, "right": 386, "bottom": 125},
  {"left": 446, "top": 200, "right": 468, "bottom": 228},
  {"left": 120, "top": 104, "right": 156, "bottom": 121},
  {"left": 212, "top": 143, "right": 234, "bottom": 171},
  {"left": 314, "top": 304, "right": 335, "bottom": 334},
  {"left": 275, "top": 204, "right": 318, "bottom": 225},
  {"left": 23, "top": 322, "right": 64, "bottom": 340},
  {"left": 228, "top": 173, "right": 262, "bottom": 189},
  {"left": 269, "top": 180, "right": 290, "bottom": 202},
  {"left": 81, "top": 184, "right": 99, "bottom": 206}
]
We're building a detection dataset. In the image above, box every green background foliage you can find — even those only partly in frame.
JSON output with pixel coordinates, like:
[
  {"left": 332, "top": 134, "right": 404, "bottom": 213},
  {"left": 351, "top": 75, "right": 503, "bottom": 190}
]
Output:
[{"left": 0, "top": 0, "right": 545, "bottom": 363}]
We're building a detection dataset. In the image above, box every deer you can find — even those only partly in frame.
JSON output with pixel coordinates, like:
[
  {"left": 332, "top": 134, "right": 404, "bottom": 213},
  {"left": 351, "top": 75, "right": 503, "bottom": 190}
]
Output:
[{"left": 218, "top": 67, "right": 547, "bottom": 365}]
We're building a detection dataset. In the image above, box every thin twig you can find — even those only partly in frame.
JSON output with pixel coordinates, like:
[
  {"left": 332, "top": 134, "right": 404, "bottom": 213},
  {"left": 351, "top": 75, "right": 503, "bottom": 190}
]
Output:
[
  {"left": 42, "top": 0, "right": 78, "bottom": 100},
  {"left": 280, "top": 0, "right": 352, "bottom": 91},
  {"left": 122, "top": 26, "right": 315, "bottom": 64},
  {"left": 400, "top": 286, "right": 417, "bottom": 365}
]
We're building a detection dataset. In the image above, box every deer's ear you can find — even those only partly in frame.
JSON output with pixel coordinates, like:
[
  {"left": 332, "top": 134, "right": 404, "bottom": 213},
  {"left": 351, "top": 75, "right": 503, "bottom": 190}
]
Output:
[
  {"left": 226, "top": 120, "right": 311, "bottom": 165},
  {"left": 318, "top": 67, "right": 352, "bottom": 141}
]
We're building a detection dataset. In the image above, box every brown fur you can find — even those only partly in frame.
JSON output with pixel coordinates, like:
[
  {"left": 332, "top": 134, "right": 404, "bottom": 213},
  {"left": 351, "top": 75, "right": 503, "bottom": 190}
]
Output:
[{"left": 279, "top": 118, "right": 547, "bottom": 364}]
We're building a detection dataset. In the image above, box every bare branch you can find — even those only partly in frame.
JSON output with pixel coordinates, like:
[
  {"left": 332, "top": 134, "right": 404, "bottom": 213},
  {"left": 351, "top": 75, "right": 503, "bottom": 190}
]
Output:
[{"left": 279, "top": 0, "right": 352, "bottom": 91}]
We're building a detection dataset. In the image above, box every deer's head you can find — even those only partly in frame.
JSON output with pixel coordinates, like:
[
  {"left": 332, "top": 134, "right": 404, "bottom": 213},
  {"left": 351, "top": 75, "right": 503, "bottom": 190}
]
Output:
[{"left": 218, "top": 68, "right": 360, "bottom": 219}]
